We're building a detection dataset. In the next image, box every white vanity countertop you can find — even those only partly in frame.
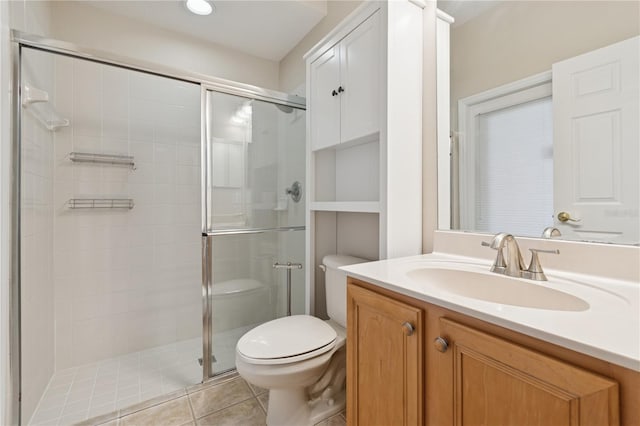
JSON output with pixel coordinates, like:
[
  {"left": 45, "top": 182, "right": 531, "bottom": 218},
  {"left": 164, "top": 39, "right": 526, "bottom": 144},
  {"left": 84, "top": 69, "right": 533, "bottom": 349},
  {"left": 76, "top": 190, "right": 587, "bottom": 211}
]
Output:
[{"left": 341, "top": 252, "right": 640, "bottom": 372}]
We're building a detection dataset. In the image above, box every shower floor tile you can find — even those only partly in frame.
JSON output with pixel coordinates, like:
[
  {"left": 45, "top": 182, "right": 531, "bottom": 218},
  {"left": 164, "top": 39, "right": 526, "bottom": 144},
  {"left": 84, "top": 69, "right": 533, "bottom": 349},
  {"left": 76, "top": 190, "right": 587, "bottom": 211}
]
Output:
[{"left": 29, "top": 325, "right": 256, "bottom": 426}]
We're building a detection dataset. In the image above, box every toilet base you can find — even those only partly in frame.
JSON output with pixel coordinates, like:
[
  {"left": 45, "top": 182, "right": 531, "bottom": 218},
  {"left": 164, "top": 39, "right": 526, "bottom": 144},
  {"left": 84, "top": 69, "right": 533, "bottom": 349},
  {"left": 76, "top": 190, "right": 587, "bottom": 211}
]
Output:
[
  {"left": 309, "top": 388, "right": 346, "bottom": 425},
  {"left": 266, "top": 387, "right": 346, "bottom": 426}
]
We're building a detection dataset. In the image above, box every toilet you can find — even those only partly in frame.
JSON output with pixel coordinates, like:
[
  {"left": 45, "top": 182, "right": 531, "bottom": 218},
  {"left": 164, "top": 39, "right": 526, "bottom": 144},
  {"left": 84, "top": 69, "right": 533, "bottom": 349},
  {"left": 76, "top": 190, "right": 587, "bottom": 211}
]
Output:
[{"left": 235, "top": 254, "right": 368, "bottom": 426}]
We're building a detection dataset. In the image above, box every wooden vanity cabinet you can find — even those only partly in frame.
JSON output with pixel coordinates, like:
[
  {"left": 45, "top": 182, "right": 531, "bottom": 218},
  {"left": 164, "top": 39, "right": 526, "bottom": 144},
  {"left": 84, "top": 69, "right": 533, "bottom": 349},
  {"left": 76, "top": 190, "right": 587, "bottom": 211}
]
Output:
[
  {"left": 346, "top": 283, "right": 423, "bottom": 426},
  {"left": 434, "top": 318, "right": 619, "bottom": 425},
  {"left": 347, "top": 278, "right": 639, "bottom": 426}
]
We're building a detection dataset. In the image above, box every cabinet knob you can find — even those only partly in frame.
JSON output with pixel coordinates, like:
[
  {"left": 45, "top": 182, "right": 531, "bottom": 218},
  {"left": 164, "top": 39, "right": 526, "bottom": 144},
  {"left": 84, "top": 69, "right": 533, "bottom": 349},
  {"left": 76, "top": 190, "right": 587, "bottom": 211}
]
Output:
[
  {"left": 402, "top": 322, "right": 415, "bottom": 336},
  {"left": 338, "top": 86, "right": 345, "bottom": 93},
  {"left": 331, "top": 89, "right": 338, "bottom": 97},
  {"left": 434, "top": 337, "right": 449, "bottom": 353}
]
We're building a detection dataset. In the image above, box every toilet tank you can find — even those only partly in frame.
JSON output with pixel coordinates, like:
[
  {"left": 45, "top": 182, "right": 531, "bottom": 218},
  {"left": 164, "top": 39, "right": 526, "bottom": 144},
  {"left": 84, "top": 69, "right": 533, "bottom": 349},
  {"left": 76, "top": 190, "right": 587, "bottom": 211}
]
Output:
[{"left": 322, "top": 254, "right": 369, "bottom": 328}]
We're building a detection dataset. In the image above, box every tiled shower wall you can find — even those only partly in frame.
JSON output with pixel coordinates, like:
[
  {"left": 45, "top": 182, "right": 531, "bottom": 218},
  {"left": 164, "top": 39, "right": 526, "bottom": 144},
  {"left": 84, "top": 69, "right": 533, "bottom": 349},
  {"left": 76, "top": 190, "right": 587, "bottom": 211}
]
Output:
[
  {"left": 51, "top": 55, "right": 203, "bottom": 370},
  {"left": 21, "top": 49, "right": 56, "bottom": 422}
]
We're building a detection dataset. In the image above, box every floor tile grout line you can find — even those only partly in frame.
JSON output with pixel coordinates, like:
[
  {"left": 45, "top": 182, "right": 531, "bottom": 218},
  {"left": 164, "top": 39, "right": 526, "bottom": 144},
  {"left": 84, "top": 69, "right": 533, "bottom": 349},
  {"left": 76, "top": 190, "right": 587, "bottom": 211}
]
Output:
[
  {"left": 136, "top": 355, "right": 142, "bottom": 413},
  {"left": 30, "top": 365, "right": 80, "bottom": 425},
  {"left": 185, "top": 392, "right": 198, "bottom": 424},
  {"left": 192, "top": 393, "right": 257, "bottom": 422},
  {"left": 250, "top": 386, "right": 268, "bottom": 398},
  {"left": 83, "top": 365, "right": 100, "bottom": 421},
  {"left": 256, "top": 395, "right": 267, "bottom": 416},
  {"left": 27, "top": 370, "right": 59, "bottom": 425},
  {"left": 55, "top": 366, "right": 80, "bottom": 425}
]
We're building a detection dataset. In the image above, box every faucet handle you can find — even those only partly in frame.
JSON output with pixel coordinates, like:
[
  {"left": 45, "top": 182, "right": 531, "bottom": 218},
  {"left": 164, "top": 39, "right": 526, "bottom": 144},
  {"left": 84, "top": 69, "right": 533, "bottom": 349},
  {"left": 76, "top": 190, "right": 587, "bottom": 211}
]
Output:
[
  {"left": 525, "top": 248, "right": 559, "bottom": 280},
  {"left": 481, "top": 240, "right": 506, "bottom": 271},
  {"left": 529, "top": 247, "right": 560, "bottom": 256}
]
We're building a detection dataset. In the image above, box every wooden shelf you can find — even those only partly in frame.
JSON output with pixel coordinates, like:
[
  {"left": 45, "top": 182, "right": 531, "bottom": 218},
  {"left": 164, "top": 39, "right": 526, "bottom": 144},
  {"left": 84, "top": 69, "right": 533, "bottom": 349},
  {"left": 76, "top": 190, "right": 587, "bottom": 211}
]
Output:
[{"left": 310, "top": 201, "right": 380, "bottom": 213}]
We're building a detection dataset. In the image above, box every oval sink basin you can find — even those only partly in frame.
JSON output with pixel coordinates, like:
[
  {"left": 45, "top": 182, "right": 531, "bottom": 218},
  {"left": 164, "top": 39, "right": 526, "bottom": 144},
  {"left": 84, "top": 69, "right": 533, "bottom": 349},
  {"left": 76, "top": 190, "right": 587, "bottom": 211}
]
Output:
[{"left": 406, "top": 267, "right": 590, "bottom": 311}]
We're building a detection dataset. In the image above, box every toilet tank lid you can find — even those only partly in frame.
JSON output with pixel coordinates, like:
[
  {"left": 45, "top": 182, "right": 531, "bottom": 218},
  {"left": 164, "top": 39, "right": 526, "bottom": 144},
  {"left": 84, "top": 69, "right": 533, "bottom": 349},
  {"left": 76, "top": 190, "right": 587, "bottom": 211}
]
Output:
[{"left": 322, "top": 255, "right": 370, "bottom": 270}]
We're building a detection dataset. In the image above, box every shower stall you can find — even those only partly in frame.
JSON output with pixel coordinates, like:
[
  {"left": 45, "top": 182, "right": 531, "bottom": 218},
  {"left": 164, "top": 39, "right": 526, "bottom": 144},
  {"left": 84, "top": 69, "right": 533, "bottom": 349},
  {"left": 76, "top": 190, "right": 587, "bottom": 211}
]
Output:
[{"left": 13, "top": 32, "right": 305, "bottom": 425}]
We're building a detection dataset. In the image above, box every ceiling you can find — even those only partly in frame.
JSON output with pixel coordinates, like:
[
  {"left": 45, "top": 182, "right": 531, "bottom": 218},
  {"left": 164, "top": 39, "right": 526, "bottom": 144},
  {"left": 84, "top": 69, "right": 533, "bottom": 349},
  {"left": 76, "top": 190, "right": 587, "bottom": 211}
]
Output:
[
  {"left": 438, "top": 1, "right": 500, "bottom": 28},
  {"left": 83, "top": 0, "right": 327, "bottom": 62}
]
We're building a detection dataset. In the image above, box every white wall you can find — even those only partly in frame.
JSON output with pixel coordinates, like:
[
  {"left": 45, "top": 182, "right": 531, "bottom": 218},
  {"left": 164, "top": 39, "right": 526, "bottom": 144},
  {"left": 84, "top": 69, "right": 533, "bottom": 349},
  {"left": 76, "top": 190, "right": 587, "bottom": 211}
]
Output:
[
  {"left": 52, "top": 57, "right": 203, "bottom": 369},
  {"left": 278, "top": 0, "right": 362, "bottom": 94},
  {"left": 48, "top": 1, "right": 280, "bottom": 91},
  {"left": 9, "top": 0, "right": 52, "bottom": 37}
]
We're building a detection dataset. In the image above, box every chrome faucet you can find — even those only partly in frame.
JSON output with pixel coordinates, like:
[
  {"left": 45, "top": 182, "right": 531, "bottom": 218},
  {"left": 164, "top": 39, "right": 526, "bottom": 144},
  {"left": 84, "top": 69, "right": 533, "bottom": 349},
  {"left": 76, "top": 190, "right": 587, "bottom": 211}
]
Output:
[
  {"left": 483, "top": 233, "right": 525, "bottom": 277},
  {"left": 482, "top": 233, "right": 559, "bottom": 281}
]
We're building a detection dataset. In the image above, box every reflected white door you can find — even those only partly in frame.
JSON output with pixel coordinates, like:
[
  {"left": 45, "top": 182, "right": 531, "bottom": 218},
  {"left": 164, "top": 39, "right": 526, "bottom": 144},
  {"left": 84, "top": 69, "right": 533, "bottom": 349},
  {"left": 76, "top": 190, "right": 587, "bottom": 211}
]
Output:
[{"left": 553, "top": 36, "right": 639, "bottom": 244}]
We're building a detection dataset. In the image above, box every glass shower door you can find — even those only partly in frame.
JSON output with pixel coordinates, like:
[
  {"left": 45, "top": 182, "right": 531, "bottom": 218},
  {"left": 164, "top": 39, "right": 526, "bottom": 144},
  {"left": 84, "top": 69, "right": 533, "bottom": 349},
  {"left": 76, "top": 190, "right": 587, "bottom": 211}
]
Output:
[{"left": 202, "top": 89, "right": 306, "bottom": 377}]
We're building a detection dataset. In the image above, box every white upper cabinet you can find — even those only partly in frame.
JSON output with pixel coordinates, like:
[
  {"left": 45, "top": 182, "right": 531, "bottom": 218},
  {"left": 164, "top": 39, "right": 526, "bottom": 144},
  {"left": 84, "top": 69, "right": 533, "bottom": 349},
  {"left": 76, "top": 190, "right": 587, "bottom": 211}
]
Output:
[
  {"left": 310, "top": 45, "right": 341, "bottom": 151},
  {"left": 304, "top": 0, "right": 424, "bottom": 315},
  {"left": 339, "top": 12, "right": 381, "bottom": 144},
  {"left": 309, "top": 11, "right": 381, "bottom": 151}
]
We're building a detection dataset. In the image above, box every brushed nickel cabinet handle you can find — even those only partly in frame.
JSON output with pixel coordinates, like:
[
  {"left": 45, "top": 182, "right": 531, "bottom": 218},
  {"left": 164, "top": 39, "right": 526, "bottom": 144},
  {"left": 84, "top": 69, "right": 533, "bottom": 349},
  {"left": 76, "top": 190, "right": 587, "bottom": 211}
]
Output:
[
  {"left": 402, "top": 322, "right": 415, "bottom": 336},
  {"left": 434, "top": 337, "right": 449, "bottom": 353}
]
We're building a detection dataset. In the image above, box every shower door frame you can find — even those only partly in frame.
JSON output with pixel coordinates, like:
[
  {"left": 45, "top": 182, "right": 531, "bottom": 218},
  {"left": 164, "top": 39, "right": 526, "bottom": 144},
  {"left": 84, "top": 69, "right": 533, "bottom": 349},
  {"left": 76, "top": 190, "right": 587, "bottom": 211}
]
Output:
[
  {"left": 200, "top": 87, "right": 307, "bottom": 378},
  {"left": 9, "top": 30, "right": 305, "bottom": 425}
]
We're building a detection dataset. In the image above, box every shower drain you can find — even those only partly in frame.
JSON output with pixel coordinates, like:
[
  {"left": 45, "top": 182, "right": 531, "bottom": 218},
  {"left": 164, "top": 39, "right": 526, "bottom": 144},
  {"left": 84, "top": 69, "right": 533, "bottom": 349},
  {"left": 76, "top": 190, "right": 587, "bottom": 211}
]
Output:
[{"left": 197, "top": 355, "right": 217, "bottom": 365}]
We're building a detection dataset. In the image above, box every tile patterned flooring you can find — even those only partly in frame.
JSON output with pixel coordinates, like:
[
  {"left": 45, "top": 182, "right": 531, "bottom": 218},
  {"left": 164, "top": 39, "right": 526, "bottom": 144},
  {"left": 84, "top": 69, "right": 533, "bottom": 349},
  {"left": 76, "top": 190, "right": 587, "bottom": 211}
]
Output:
[
  {"left": 76, "top": 375, "right": 346, "bottom": 426},
  {"left": 29, "top": 327, "right": 253, "bottom": 426}
]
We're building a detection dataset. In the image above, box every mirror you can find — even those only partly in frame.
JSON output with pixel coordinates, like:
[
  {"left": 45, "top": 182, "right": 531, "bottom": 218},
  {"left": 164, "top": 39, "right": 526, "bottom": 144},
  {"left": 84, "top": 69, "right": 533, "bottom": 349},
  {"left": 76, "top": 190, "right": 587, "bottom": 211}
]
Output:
[{"left": 437, "top": 0, "right": 639, "bottom": 245}]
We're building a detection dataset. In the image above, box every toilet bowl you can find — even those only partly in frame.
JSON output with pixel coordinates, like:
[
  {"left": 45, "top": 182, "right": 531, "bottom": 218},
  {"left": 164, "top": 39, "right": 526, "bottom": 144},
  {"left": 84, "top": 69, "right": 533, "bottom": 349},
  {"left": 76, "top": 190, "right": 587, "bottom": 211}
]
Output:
[{"left": 235, "top": 254, "right": 368, "bottom": 426}]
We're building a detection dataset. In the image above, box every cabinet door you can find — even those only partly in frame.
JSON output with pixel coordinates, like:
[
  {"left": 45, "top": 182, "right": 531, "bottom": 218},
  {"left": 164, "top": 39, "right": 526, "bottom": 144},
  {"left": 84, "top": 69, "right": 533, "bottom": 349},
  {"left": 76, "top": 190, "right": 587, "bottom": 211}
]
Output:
[
  {"left": 339, "top": 10, "right": 381, "bottom": 144},
  {"left": 347, "top": 284, "right": 423, "bottom": 426},
  {"left": 435, "top": 318, "right": 619, "bottom": 426},
  {"left": 310, "top": 45, "right": 341, "bottom": 151}
]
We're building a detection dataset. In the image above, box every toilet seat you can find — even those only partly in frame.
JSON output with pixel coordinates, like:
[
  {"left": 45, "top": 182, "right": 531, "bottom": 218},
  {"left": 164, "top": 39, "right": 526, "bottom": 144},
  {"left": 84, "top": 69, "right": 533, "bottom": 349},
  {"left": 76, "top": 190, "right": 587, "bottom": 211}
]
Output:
[{"left": 237, "top": 315, "right": 337, "bottom": 365}]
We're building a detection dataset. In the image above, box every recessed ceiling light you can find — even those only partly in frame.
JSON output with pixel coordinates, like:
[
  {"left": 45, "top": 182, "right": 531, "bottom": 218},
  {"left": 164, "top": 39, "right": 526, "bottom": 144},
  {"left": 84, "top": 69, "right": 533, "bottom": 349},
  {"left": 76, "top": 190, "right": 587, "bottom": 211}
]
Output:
[{"left": 186, "top": 0, "right": 213, "bottom": 16}]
